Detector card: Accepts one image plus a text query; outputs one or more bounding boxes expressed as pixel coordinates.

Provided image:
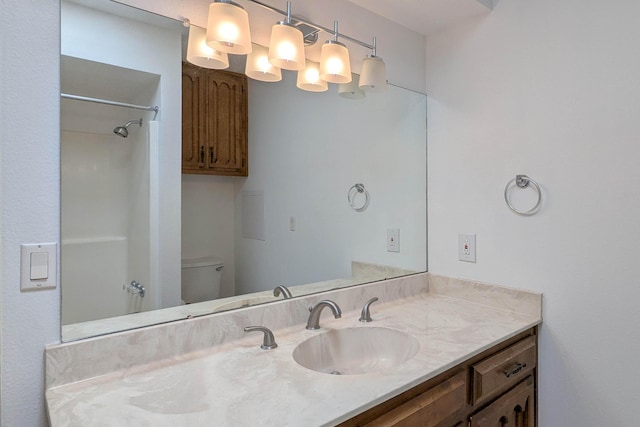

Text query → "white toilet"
[181,256,224,304]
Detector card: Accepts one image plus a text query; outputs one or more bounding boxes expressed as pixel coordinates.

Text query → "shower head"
[113,118,142,138]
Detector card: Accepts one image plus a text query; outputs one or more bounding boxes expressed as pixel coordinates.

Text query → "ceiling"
[346,0,494,36]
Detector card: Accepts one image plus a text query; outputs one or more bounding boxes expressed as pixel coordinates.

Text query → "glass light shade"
[186,25,229,69]
[359,55,387,92]
[319,41,352,84]
[245,44,282,82]
[206,1,252,55]
[296,61,328,92]
[338,73,365,100]
[268,23,305,71]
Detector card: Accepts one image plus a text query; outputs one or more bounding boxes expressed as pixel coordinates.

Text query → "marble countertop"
[46,275,541,427]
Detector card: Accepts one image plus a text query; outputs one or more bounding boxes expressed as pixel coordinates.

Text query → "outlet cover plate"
[458,233,476,263]
[387,228,400,252]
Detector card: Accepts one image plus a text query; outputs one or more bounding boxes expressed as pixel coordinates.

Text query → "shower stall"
[60,56,160,325]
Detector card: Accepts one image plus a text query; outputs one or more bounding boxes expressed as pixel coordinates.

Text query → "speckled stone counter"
[46,273,542,426]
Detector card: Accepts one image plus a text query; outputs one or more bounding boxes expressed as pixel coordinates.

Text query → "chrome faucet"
[244,326,278,350]
[306,300,342,330]
[359,297,379,322]
[273,285,293,299]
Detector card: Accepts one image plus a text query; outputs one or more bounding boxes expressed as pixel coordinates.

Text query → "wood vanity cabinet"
[182,62,248,176]
[339,327,538,427]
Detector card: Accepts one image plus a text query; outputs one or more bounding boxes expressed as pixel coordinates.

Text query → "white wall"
[181,175,236,298]
[0,0,60,425]
[182,74,426,297]
[426,0,640,425]
[61,1,183,309]
[235,73,426,295]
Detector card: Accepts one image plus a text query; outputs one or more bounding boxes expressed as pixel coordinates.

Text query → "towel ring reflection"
[504,175,542,216]
[348,183,370,212]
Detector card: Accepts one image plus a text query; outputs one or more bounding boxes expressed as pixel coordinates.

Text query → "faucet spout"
[306,300,342,330]
[273,285,293,299]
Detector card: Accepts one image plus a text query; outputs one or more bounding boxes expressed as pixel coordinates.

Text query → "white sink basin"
[292,327,419,375]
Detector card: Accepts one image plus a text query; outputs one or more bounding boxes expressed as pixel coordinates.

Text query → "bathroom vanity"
[340,328,536,426]
[45,273,541,426]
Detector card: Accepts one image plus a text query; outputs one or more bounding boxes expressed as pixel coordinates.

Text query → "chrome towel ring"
[504,175,542,216]
[348,183,370,212]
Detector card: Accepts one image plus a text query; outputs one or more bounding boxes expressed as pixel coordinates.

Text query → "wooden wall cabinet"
[340,327,538,427]
[182,62,248,176]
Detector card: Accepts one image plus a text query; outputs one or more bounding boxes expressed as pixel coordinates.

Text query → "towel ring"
[348,183,370,212]
[504,175,542,216]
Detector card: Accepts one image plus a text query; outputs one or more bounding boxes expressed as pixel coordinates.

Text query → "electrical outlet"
[458,233,476,263]
[387,228,400,252]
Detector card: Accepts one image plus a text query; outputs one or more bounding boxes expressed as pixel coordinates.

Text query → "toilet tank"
[181,256,224,304]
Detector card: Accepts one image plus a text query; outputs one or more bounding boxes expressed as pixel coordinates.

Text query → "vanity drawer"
[364,371,466,427]
[471,335,536,405]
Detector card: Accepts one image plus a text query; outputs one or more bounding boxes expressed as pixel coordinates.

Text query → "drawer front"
[471,335,536,405]
[365,371,466,427]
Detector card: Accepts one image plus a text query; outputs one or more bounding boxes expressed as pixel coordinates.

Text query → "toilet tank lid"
[181,256,224,268]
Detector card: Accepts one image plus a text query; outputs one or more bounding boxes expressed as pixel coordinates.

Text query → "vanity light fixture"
[296,60,328,92]
[319,21,352,84]
[186,24,229,70]
[359,37,387,92]
[338,73,365,100]
[245,43,282,82]
[268,1,305,71]
[200,0,386,93]
[206,0,252,55]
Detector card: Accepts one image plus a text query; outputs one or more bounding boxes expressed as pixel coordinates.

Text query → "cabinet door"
[364,371,466,427]
[205,71,248,176]
[469,376,534,427]
[182,62,207,172]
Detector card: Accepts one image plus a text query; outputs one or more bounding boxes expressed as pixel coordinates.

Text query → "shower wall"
[61,0,182,328]
[61,122,153,324]
[61,0,182,316]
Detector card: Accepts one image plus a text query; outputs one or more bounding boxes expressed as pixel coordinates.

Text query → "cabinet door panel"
[182,63,206,172]
[469,376,534,427]
[205,71,247,175]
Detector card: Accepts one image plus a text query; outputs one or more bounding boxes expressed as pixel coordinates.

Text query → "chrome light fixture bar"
[245,0,376,52]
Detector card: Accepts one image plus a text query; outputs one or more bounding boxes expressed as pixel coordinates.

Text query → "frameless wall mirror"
[60,0,427,342]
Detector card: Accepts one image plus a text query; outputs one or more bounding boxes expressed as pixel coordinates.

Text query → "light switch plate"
[21,243,57,291]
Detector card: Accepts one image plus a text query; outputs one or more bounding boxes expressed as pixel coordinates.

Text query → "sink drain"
[329,370,342,375]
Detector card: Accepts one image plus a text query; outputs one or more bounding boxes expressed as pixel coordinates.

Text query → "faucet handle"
[359,297,379,322]
[244,326,278,350]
